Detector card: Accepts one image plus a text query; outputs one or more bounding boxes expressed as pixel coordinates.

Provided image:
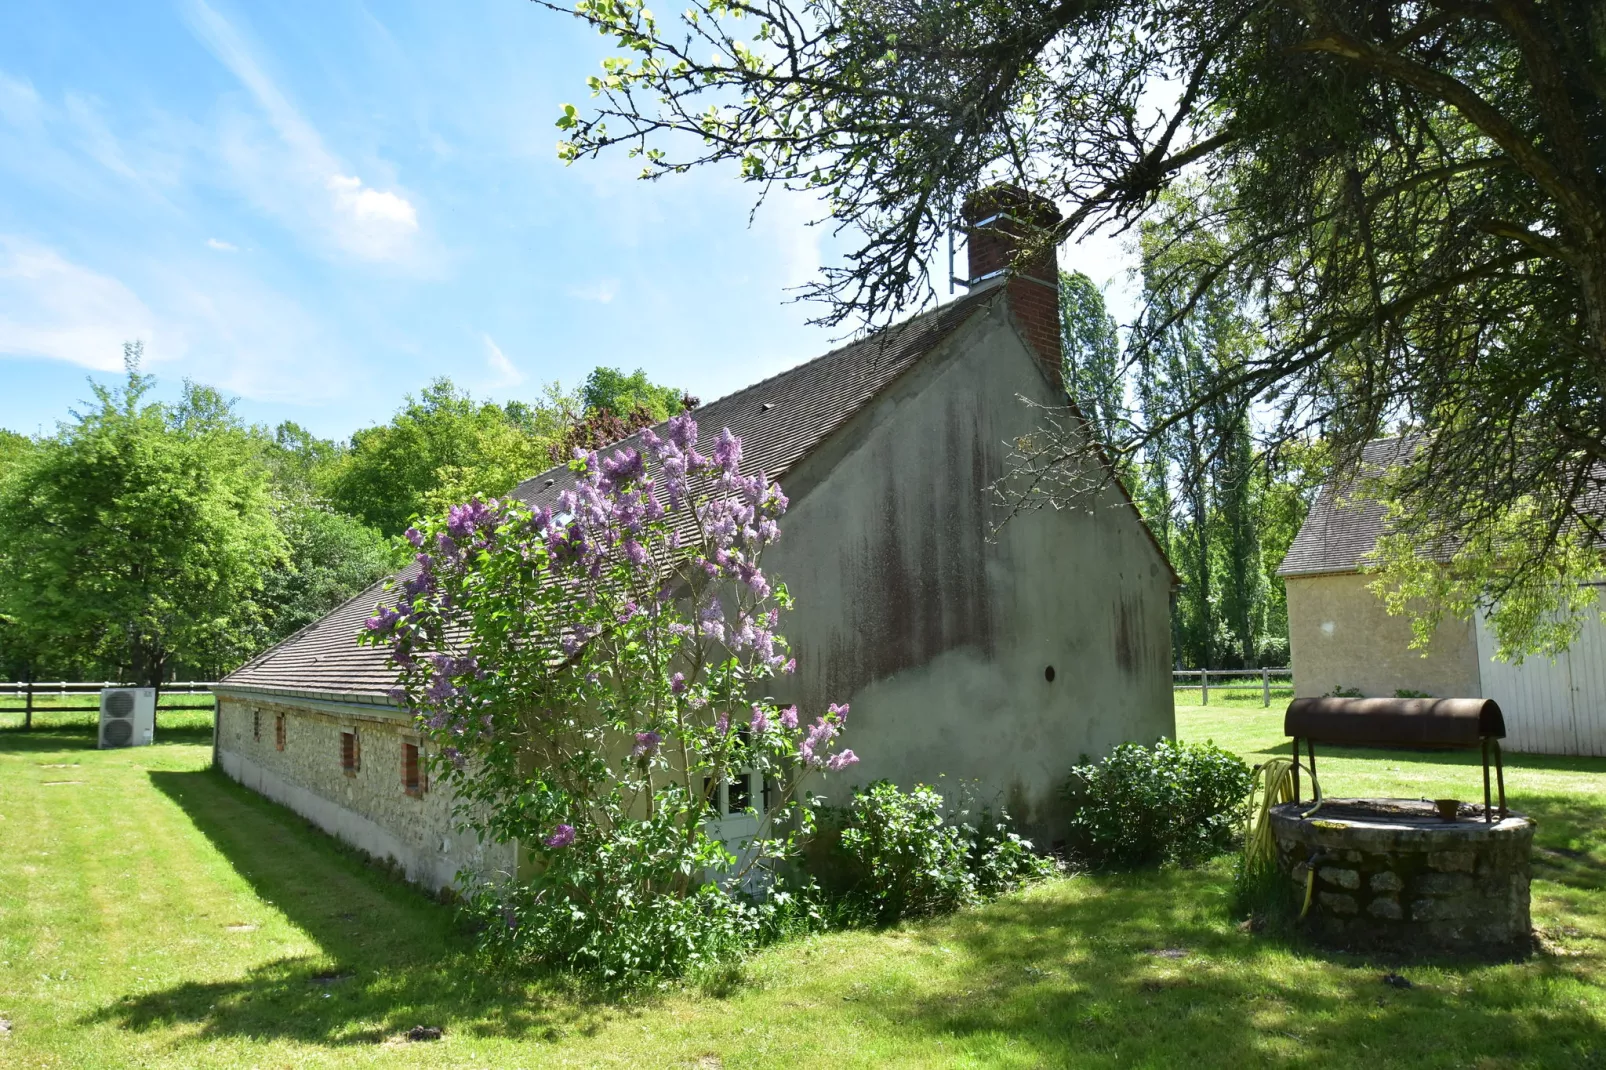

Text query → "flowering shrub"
[1061,740,1253,869]
[362,413,857,983]
[815,781,1058,924]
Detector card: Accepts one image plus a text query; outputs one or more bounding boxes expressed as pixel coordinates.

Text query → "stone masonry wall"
[215,694,513,892]
[1271,802,1533,952]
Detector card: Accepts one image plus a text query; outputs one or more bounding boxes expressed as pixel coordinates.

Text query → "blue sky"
[0,0,1133,442]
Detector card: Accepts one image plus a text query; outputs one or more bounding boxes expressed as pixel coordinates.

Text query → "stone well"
[1270,798,1534,953]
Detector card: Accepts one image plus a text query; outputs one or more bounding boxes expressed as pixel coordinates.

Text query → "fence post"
[1262,667,1270,708]
[1201,669,1209,705]
[24,679,33,731]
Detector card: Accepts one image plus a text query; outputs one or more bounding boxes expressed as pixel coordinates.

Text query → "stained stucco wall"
[213,694,513,892]
[764,302,1175,843]
[1285,572,1482,699]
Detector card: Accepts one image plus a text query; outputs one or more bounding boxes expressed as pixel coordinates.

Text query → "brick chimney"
[962,185,1063,394]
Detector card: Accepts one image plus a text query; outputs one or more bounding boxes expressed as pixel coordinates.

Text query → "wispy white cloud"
[206,237,237,252]
[0,237,158,370]
[565,279,619,304]
[184,0,422,263]
[483,332,523,387]
[328,174,417,230]
[160,267,351,404]
[0,236,351,406]
[0,70,43,130]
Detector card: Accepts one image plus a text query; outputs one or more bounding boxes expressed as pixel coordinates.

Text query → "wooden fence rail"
[0,681,218,730]
[1172,668,1293,707]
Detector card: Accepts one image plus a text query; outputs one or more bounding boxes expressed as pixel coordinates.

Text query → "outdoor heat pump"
[98,688,156,748]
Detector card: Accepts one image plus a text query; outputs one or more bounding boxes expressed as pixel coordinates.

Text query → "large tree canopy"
[326,372,688,538]
[553,0,1606,651]
[0,353,284,684]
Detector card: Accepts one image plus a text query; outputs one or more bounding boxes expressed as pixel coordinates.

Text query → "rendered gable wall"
[761,301,1174,842]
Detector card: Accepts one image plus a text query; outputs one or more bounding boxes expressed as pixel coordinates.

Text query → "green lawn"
[1,707,1603,1068]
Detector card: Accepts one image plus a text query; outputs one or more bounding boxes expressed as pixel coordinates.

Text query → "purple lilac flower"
[445,498,499,541]
[699,599,726,642]
[825,749,859,772]
[667,413,698,451]
[750,705,770,733]
[404,527,424,548]
[631,731,662,759]
[715,711,730,736]
[544,824,576,849]
[779,706,798,730]
[365,606,400,633]
[712,428,742,472]
[600,447,645,488]
[800,715,844,768]
[827,702,850,725]
[670,673,686,695]
[425,674,459,706]
[772,489,790,515]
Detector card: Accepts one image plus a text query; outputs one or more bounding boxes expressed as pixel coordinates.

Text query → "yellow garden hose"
[1240,758,1323,919]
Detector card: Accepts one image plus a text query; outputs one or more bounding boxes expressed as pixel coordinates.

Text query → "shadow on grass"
[869,861,1606,1067]
[79,766,1606,1064]
[84,767,623,1047]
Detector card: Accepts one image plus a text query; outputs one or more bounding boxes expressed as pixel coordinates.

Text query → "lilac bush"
[361,413,857,982]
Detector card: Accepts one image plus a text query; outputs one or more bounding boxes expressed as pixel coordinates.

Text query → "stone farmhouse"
[1279,437,1606,756]
[212,189,1179,891]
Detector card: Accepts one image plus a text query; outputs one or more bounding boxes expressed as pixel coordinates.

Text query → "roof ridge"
[688,294,989,415]
[507,290,996,499]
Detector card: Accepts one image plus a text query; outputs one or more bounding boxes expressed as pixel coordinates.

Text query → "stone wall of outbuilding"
[1286,572,1483,699]
[213,692,513,893]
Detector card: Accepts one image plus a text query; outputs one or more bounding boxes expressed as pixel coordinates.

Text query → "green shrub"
[814,781,1057,924]
[1062,740,1253,869]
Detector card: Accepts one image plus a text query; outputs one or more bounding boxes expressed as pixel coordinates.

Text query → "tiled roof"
[1277,438,1417,577]
[221,289,998,702]
[1278,438,1606,579]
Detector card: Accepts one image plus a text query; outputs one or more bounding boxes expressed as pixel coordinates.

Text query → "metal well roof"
[221,290,997,702]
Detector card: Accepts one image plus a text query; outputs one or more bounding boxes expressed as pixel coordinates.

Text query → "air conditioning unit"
[99,688,156,748]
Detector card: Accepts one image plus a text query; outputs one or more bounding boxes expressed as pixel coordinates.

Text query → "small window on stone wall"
[252,710,260,742]
[341,730,360,775]
[275,713,286,751]
[402,742,422,796]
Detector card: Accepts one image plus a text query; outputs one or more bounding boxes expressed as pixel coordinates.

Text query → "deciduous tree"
[0,348,283,684]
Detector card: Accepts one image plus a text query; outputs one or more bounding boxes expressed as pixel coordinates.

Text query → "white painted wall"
[1477,605,1606,757]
